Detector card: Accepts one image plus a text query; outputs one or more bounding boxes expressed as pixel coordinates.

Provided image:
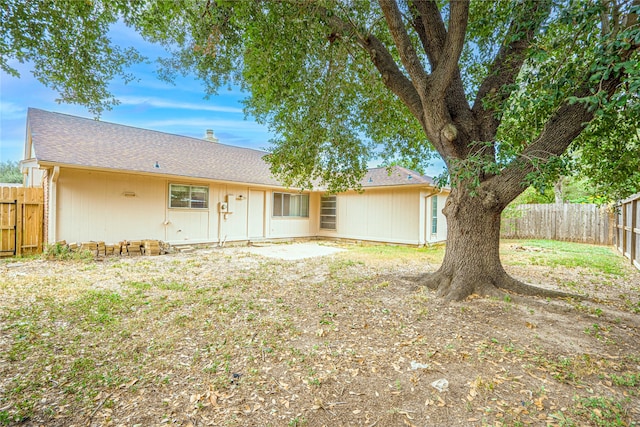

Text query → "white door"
[248,190,265,239]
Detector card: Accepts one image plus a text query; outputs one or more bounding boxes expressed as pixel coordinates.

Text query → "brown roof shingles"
[27,108,437,189]
[28,108,281,186]
[361,166,435,187]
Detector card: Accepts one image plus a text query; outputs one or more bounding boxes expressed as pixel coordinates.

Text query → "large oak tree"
[3,0,639,300]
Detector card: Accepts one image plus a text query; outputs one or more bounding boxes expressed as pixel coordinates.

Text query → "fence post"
[623,202,628,257]
[632,199,637,268]
[16,188,23,257]
[614,193,640,270]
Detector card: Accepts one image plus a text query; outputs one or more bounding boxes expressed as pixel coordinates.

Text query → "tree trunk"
[418,187,573,301]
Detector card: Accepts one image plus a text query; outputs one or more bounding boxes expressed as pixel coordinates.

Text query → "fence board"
[0,186,44,256]
[501,203,612,245]
[615,193,640,270]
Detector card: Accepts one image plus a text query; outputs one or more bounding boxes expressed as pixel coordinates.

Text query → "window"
[273,192,309,217]
[169,184,209,209]
[320,195,337,230]
[431,196,438,234]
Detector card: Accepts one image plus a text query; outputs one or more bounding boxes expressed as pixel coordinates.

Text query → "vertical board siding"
[614,193,640,270]
[501,203,612,245]
[0,186,44,256]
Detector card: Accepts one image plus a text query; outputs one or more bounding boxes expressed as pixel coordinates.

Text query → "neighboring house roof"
[27,108,438,190]
[361,166,435,188]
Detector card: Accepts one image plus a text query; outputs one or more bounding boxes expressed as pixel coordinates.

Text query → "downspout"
[49,166,60,244]
[217,201,222,245]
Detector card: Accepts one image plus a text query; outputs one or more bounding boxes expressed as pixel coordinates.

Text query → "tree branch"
[493,0,639,205]
[312,5,425,128]
[497,76,629,205]
[409,0,474,154]
[411,0,473,160]
[379,0,429,94]
[496,100,594,205]
[472,0,552,142]
[628,0,640,27]
[430,0,469,99]
[408,0,447,69]
[601,0,612,36]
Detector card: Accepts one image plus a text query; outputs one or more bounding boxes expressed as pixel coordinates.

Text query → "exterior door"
[248,190,265,239]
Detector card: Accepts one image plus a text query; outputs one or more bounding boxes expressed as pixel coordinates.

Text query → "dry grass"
[0,240,639,426]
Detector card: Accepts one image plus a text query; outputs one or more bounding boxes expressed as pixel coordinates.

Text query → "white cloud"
[118,96,243,113]
[143,118,264,130]
[0,102,26,119]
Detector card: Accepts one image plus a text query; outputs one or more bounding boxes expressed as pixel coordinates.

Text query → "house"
[21,108,448,247]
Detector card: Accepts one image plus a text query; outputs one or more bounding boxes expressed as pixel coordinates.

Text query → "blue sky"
[0,23,274,164]
[1,22,445,176]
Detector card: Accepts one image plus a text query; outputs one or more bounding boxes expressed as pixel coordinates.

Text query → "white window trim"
[272,192,310,218]
[169,184,209,209]
[320,195,337,230]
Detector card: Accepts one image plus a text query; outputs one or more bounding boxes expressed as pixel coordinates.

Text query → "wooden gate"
[0,186,44,257]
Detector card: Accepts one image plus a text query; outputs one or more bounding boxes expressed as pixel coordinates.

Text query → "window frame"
[431,196,438,235]
[320,195,337,230]
[272,192,309,218]
[169,184,209,209]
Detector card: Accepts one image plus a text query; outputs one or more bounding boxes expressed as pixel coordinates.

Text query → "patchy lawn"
[0,240,639,427]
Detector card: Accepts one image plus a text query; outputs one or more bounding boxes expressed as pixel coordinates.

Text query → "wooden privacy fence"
[0,186,44,257]
[501,203,613,245]
[614,193,640,270]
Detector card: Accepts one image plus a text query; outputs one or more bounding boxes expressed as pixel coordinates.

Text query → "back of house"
[21,108,448,248]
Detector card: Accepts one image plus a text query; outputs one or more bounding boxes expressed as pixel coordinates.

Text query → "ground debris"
[1,241,639,426]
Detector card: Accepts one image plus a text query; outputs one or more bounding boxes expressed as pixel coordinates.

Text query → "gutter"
[48,166,60,244]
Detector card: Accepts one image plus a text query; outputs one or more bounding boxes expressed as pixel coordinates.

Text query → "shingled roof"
[361,166,435,187]
[27,108,283,187]
[27,108,436,189]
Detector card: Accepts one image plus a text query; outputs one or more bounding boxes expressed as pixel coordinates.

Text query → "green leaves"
[2,0,146,115]
[3,0,639,199]
[0,160,23,184]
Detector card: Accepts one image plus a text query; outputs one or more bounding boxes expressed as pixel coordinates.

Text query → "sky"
[0,21,445,177]
[0,22,275,165]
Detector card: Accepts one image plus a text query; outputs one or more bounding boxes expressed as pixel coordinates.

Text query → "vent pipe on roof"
[205,129,219,143]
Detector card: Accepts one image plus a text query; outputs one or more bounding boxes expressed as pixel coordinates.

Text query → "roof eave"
[32,161,296,190]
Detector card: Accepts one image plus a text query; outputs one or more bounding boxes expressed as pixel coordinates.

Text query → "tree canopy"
[0,160,22,184]
[3,0,638,198]
[3,0,638,200]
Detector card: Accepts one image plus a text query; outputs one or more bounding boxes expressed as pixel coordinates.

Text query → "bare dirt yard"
[1,240,639,426]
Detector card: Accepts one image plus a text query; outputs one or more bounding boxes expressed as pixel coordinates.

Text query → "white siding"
[320,188,422,245]
[50,168,447,246]
[56,169,167,243]
[166,210,210,242]
[268,190,316,238]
